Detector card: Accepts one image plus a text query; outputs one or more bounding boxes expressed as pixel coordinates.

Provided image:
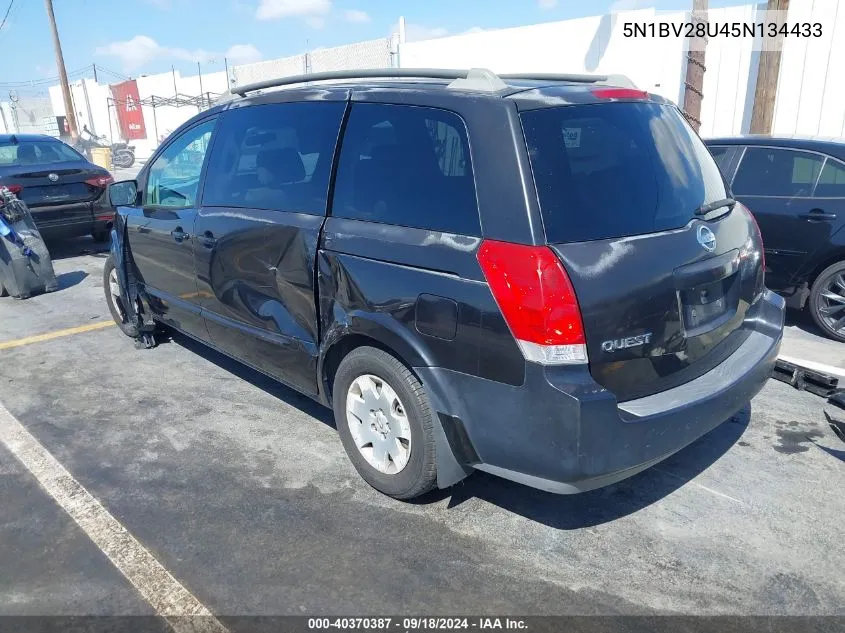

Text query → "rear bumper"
[31,199,114,240]
[416,289,785,493]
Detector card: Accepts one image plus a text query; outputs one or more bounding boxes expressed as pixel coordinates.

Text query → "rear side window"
[814,158,845,198]
[707,145,732,171]
[522,102,727,243]
[0,140,84,165]
[203,102,345,214]
[732,147,823,197]
[331,103,479,235]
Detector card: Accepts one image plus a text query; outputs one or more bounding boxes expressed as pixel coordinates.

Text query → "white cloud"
[143,0,171,7]
[608,0,651,11]
[225,44,263,64]
[305,16,326,28]
[35,64,57,78]
[344,9,370,23]
[538,0,558,9]
[255,0,331,20]
[463,26,484,34]
[95,35,262,72]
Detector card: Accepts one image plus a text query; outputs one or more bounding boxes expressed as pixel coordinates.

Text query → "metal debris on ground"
[0,187,58,299]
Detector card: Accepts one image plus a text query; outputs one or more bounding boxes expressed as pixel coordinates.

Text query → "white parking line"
[652,468,744,505]
[0,402,228,633]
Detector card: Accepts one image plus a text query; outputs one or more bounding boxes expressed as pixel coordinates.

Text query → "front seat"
[246,147,307,210]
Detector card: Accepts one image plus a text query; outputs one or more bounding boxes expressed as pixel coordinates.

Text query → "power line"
[0,65,94,87]
[95,65,130,81]
[0,0,16,33]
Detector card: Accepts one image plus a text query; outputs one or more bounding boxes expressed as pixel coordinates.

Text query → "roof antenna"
[448,68,507,93]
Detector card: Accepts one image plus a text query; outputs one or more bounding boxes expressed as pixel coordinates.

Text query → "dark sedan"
[0,133,115,242]
[705,135,845,342]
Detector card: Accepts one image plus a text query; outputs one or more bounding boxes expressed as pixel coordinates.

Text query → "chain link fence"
[231,38,393,88]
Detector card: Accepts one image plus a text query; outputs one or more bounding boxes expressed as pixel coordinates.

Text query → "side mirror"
[109,180,139,207]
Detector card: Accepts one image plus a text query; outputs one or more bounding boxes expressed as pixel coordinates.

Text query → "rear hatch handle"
[673,249,740,289]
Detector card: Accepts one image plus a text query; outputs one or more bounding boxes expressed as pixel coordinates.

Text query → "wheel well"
[807,251,845,292]
[322,334,412,401]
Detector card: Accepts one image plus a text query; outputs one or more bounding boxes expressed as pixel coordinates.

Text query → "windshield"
[521,102,728,243]
[0,140,85,166]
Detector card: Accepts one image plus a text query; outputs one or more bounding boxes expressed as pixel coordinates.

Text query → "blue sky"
[0,0,742,85]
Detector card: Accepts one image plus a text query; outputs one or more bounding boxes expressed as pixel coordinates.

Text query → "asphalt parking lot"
[1,238,844,626]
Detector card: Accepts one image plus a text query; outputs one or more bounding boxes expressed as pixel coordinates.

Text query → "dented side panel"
[194,206,322,396]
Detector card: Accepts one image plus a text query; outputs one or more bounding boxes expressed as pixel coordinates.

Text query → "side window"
[707,145,731,171]
[146,119,215,208]
[202,102,345,214]
[331,103,479,236]
[732,147,823,197]
[814,158,845,198]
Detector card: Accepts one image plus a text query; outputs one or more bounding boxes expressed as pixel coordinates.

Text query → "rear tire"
[103,254,138,338]
[809,261,845,343]
[332,346,437,500]
[92,230,110,243]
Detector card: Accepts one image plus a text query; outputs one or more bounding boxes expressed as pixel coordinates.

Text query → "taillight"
[85,175,114,188]
[4,184,23,195]
[591,87,649,100]
[476,240,587,365]
[740,201,765,272]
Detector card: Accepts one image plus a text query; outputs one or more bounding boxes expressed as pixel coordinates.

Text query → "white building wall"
[398,9,687,105]
[49,69,229,159]
[772,0,845,137]
[400,2,844,140]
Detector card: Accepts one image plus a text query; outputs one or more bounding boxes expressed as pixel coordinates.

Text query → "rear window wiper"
[694,197,736,216]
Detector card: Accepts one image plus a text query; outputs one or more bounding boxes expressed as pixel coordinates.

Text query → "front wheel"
[103,255,138,338]
[809,261,845,343]
[332,346,437,499]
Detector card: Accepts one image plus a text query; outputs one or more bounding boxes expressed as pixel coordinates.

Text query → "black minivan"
[105,69,784,499]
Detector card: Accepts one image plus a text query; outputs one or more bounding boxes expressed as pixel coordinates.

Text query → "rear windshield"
[0,140,84,166]
[521,102,728,243]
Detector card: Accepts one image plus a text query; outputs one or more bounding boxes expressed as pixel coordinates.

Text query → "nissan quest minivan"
[104,69,784,499]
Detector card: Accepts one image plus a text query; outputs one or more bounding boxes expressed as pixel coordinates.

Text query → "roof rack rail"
[499,72,637,89]
[232,68,484,96]
[231,68,638,97]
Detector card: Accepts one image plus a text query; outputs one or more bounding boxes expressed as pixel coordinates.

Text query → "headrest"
[256,147,305,184]
[369,144,401,165]
[16,145,37,162]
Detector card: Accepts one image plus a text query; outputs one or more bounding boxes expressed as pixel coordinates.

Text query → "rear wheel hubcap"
[346,374,411,475]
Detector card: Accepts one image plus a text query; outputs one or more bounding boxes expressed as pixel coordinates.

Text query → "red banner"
[111,80,147,141]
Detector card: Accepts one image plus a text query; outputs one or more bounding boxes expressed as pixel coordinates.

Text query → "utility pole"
[44,0,78,138]
[750,0,790,134]
[682,0,708,132]
[93,64,98,83]
[197,61,204,109]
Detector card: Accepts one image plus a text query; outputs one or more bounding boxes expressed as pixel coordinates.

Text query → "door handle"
[171,227,190,242]
[798,209,837,222]
[200,230,217,249]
